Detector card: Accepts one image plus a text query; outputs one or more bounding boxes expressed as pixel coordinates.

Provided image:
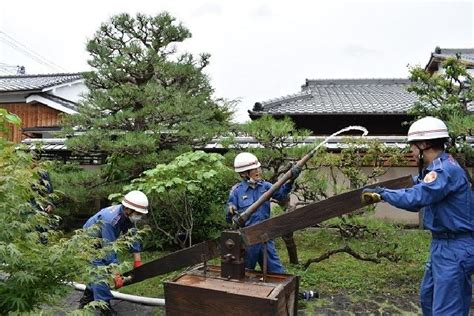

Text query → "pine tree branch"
[302,245,400,269]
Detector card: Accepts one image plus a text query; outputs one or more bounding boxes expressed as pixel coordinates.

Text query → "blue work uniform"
[83,204,140,302]
[30,170,54,212]
[226,180,293,273]
[379,153,474,315]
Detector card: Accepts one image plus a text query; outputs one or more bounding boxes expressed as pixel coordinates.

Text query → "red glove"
[114,274,124,289]
[133,260,142,268]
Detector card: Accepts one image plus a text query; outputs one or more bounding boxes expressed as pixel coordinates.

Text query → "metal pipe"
[234,126,369,227]
[72,282,165,306]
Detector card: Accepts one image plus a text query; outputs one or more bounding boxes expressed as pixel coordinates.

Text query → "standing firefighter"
[362,117,474,315]
[226,152,300,273]
[79,190,148,315]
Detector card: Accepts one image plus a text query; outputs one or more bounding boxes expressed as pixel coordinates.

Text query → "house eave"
[26,94,77,114]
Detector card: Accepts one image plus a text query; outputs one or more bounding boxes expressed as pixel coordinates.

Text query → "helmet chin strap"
[243,171,260,187]
[415,143,432,180]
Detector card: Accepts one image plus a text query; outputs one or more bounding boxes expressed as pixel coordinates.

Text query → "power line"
[0,30,69,72]
[0,30,68,71]
[0,62,20,75]
[0,69,16,75]
[0,33,64,72]
[0,37,56,70]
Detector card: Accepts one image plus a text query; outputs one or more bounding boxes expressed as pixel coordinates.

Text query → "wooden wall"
[0,102,61,143]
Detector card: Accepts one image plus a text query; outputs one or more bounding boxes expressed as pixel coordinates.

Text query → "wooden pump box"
[164,265,299,316]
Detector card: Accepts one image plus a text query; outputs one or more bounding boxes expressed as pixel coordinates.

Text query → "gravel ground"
[299,293,421,315]
[58,288,474,315]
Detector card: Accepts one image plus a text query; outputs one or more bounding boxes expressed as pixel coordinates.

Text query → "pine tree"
[64,12,232,178]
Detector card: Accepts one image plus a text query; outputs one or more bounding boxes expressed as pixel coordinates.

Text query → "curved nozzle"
[309,125,369,157]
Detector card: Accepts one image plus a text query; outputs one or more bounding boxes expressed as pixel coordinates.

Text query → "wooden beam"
[240,176,413,246]
[123,239,220,286]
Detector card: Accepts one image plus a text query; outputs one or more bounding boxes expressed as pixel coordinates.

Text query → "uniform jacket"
[381,153,473,233]
[226,180,293,226]
[83,204,140,265]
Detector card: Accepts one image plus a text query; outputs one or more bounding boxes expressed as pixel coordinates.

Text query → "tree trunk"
[275,197,299,264]
[282,232,299,264]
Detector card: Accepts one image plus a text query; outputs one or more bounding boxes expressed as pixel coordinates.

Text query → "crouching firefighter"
[362,116,474,315]
[79,190,149,314]
[226,152,300,273]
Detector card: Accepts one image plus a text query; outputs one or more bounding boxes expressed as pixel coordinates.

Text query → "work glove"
[361,187,384,204]
[133,260,142,269]
[228,204,237,216]
[114,273,124,289]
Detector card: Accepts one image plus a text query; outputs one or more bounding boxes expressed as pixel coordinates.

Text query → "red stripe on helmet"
[123,198,147,210]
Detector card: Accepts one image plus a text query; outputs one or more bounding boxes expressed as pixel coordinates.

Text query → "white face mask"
[247,178,259,185]
[129,214,143,224]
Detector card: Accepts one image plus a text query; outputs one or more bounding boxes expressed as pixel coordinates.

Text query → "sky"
[0,0,473,122]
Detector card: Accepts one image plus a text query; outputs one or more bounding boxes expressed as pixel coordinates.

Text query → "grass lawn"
[118,217,430,314]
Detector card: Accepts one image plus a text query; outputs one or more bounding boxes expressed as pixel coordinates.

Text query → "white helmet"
[122,190,149,214]
[234,152,261,173]
[407,116,449,143]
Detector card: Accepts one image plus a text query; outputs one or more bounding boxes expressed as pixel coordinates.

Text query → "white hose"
[72,282,165,306]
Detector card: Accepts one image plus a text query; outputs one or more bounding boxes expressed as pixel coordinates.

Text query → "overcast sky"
[0,0,473,122]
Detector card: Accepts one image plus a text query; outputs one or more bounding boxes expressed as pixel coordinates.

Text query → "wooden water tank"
[164,265,299,315]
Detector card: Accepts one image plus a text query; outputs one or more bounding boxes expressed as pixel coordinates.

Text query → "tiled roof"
[252,79,417,115]
[425,48,474,72]
[22,138,68,151]
[434,48,474,62]
[0,73,83,92]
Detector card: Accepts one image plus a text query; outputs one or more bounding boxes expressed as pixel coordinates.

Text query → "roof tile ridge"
[439,48,474,54]
[261,90,312,109]
[304,78,411,86]
[0,72,83,79]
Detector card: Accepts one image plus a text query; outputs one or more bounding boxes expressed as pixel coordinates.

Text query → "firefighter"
[226,152,300,273]
[30,169,55,214]
[362,116,474,315]
[79,190,148,314]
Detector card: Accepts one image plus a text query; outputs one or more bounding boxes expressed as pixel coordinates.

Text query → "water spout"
[310,125,368,156]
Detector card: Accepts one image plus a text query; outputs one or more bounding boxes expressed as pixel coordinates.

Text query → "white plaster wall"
[49,82,88,103]
[288,166,420,225]
[365,166,419,224]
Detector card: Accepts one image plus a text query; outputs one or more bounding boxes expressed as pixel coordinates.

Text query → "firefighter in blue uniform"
[362,117,474,315]
[30,170,56,244]
[79,190,149,314]
[226,152,300,273]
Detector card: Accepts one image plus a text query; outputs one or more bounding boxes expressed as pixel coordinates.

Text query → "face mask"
[247,177,257,185]
[129,214,143,224]
[244,168,262,184]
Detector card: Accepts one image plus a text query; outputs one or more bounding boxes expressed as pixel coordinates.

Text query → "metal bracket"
[201,254,208,276]
[220,230,245,280]
[260,233,270,243]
